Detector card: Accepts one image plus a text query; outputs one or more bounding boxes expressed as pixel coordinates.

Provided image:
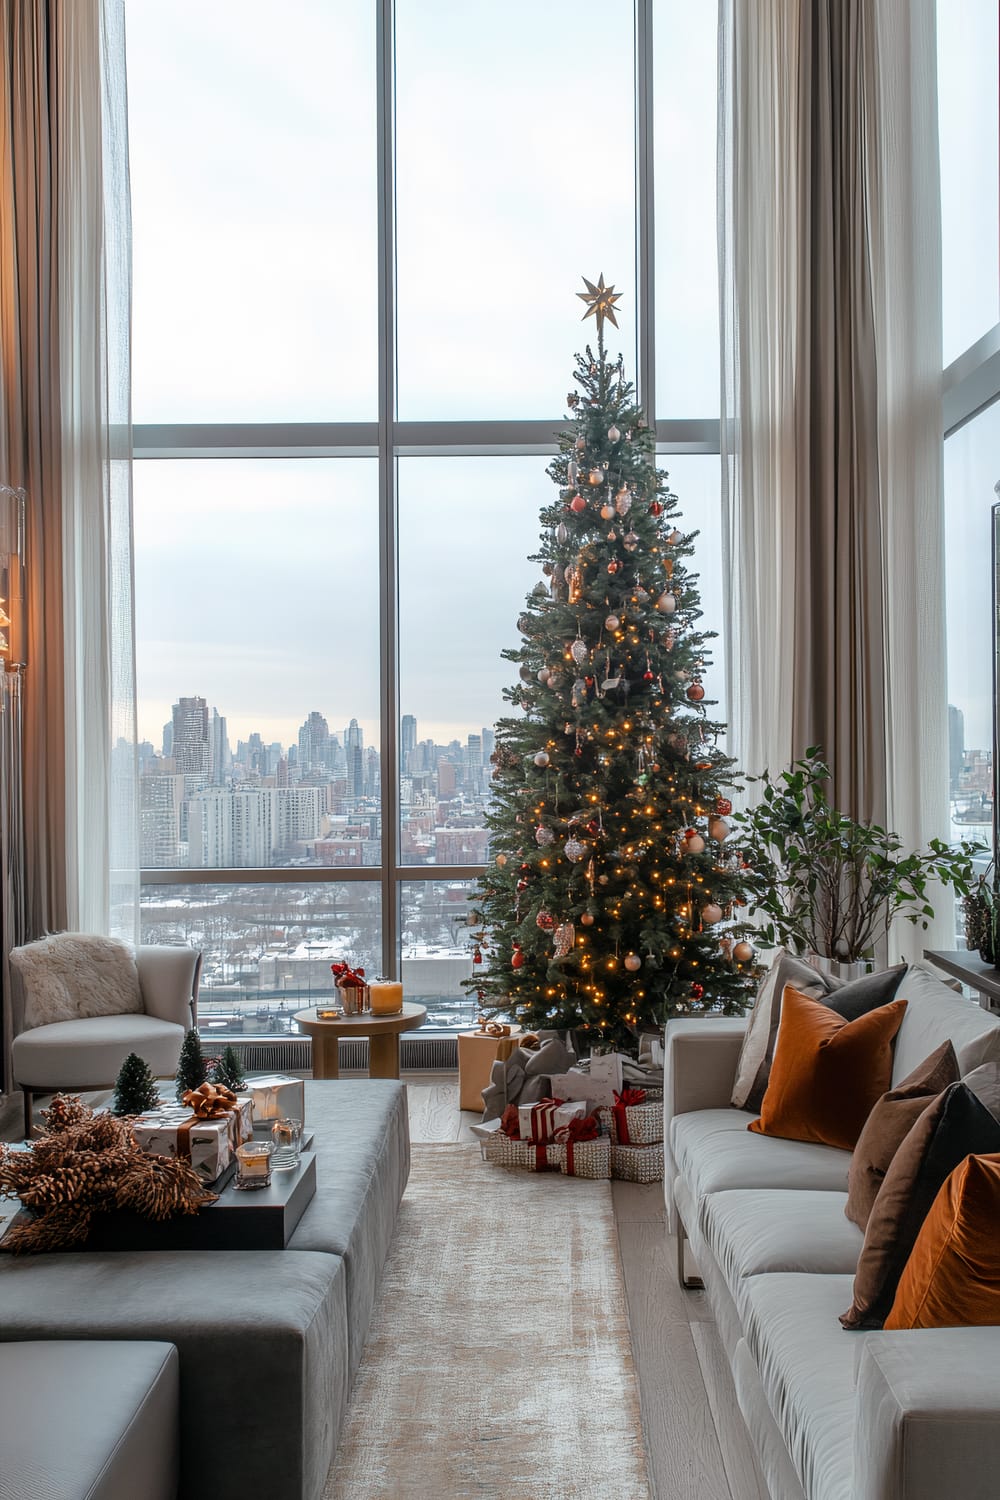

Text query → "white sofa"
[663,965,1000,1500]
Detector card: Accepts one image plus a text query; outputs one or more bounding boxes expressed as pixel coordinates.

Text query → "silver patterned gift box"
[481,1130,611,1180]
[610,1142,664,1184]
[132,1107,235,1185]
[245,1074,306,1125]
[597,1101,663,1146]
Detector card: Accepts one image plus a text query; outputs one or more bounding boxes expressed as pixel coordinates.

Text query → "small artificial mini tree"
[175,1027,207,1101]
[110,1052,161,1117]
[212,1044,247,1092]
[465,278,758,1051]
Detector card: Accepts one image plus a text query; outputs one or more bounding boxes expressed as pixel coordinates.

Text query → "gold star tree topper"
[577,273,623,331]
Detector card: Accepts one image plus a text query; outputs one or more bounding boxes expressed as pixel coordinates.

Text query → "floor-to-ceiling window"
[939,0,1000,937]
[127,0,723,1036]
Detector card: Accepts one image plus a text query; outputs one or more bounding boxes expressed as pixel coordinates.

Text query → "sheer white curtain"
[719,0,949,962]
[53,0,137,941]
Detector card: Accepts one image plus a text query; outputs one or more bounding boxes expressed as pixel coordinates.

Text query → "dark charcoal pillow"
[841,1080,1000,1329]
[845,1040,960,1230]
[824,964,907,1023]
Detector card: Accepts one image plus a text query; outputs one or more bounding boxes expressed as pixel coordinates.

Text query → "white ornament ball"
[600,503,615,521]
[655,591,676,614]
[564,838,587,862]
[535,825,555,847]
[733,940,755,963]
[534,751,550,768]
[608,425,621,442]
[537,667,551,684]
[605,614,620,631]
[684,833,706,855]
[701,902,723,925]
[708,817,730,843]
[588,468,604,486]
[668,529,681,544]
[547,673,564,690]
[624,952,642,972]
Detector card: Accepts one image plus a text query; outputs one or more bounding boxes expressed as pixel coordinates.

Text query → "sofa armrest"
[664,1017,747,1122]
[855,1329,1000,1500]
[136,945,201,1029]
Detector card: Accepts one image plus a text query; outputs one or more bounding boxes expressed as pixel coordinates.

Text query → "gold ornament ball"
[733,940,754,963]
[580,911,595,926]
[624,952,642,972]
[496,853,507,867]
[701,901,723,925]
[708,816,730,842]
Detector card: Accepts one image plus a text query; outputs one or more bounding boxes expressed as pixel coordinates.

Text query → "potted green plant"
[734,749,983,972]
[963,864,998,965]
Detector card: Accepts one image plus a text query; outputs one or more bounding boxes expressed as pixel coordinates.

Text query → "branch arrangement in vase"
[734,749,984,964]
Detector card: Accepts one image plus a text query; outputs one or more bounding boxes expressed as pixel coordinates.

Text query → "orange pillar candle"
[370,979,404,1015]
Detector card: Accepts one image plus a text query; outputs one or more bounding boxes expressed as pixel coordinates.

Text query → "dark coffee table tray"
[75,1153,318,1252]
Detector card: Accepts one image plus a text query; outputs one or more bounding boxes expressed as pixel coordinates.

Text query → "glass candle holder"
[271,1117,303,1170]
[235,1138,274,1190]
[370,979,404,1015]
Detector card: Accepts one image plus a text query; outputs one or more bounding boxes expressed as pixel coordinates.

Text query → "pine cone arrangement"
[0,1093,216,1253]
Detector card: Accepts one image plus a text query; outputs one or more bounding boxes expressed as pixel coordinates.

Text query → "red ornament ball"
[472,947,483,964]
[570,495,587,513]
[686,681,705,702]
[715,797,733,816]
[643,669,654,682]
[579,911,595,926]
[511,945,525,970]
[516,878,528,892]
[607,561,619,574]
[649,500,663,516]
[690,982,705,1000]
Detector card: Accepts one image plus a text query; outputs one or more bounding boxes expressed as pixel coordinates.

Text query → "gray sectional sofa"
[663,962,1000,1500]
[0,1078,411,1500]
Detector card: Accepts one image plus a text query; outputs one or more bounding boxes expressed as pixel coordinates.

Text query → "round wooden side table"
[294,1002,428,1080]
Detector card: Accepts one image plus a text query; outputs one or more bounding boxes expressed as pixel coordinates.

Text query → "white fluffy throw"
[14,933,142,1030]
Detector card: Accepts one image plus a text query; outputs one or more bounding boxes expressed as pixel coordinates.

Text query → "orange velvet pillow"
[885,1152,1000,1329]
[748,987,908,1151]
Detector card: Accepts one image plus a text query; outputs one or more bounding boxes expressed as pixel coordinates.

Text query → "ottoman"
[0,1340,178,1500]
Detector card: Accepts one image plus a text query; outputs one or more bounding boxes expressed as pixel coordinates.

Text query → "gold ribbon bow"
[182,1082,238,1119]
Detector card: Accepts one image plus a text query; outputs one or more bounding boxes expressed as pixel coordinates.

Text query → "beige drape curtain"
[719,0,949,960]
[0,0,137,1085]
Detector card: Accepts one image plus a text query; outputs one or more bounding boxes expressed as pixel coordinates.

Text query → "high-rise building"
[298,711,330,772]
[139,772,186,867]
[171,697,210,781]
[187,786,321,867]
[948,704,965,796]
[209,708,230,785]
[401,714,417,773]
[345,719,364,800]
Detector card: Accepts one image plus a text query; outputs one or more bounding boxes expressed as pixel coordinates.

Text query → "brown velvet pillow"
[885,1152,1000,1330]
[841,1081,1000,1329]
[845,1040,960,1230]
[748,988,907,1152]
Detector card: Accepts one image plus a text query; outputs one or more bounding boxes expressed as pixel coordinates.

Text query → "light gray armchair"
[10,938,201,1138]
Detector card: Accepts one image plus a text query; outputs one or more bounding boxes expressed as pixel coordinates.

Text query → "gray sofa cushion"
[12,1013,184,1087]
[0,1250,348,1500]
[288,1079,410,1381]
[671,1108,853,1200]
[702,1189,863,1301]
[0,1340,178,1500]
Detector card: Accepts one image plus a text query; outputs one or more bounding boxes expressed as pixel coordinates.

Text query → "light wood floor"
[403,1073,768,1500]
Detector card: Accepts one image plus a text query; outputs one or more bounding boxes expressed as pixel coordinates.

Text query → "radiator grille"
[204,1034,458,1074]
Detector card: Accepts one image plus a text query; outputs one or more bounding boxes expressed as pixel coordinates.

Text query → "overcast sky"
[126,1,998,758]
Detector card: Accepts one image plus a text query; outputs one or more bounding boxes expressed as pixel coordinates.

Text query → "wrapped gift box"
[245,1074,306,1125]
[480,1129,611,1180]
[133,1106,235,1186]
[517,1098,587,1144]
[598,1100,662,1146]
[610,1142,664,1184]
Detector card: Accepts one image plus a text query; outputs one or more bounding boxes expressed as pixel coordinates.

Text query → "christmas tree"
[175,1027,207,1101]
[111,1052,161,1116]
[467,277,758,1051]
[212,1044,247,1092]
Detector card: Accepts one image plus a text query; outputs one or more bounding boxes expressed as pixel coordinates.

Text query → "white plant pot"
[805,953,874,984]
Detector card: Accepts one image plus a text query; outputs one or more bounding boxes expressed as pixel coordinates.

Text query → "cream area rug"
[325,1143,652,1500]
